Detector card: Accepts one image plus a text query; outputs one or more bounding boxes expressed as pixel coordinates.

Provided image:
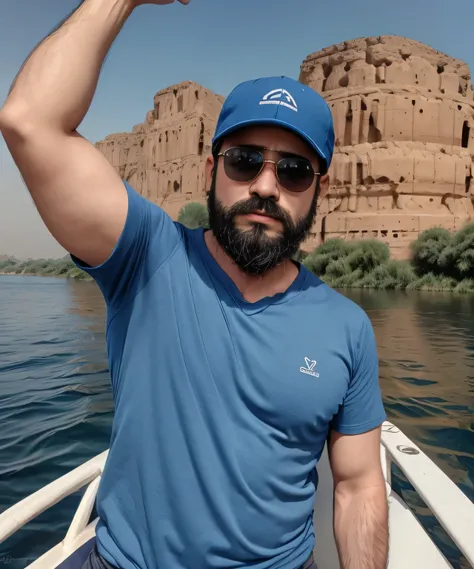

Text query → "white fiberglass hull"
[0,421,472,569]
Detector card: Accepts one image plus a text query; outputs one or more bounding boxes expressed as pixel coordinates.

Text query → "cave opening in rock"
[344,109,353,146]
[462,121,470,148]
[368,114,381,143]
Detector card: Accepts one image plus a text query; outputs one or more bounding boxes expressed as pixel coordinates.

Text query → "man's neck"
[203,230,300,304]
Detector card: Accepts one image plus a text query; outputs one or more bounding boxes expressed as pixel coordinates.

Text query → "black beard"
[206,174,318,276]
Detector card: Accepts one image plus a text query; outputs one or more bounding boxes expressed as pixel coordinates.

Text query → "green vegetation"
[0,256,90,280]
[177,202,209,229]
[3,206,474,292]
[303,224,474,292]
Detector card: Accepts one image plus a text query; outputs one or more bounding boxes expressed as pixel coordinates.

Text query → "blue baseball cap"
[212,76,335,174]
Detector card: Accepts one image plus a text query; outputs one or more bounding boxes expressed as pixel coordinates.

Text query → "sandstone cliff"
[96,81,224,219]
[299,36,474,258]
[95,36,474,259]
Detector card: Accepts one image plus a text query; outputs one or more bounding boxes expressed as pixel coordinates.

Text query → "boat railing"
[0,423,473,567]
[380,422,474,567]
[0,450,108,547]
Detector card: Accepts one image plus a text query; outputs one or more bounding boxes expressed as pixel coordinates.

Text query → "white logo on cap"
[259,89,298,112]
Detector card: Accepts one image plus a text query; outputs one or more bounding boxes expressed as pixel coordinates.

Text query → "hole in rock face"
[339,75,349,88]
[344,63,351,72]
[399,176,405,183]
[368,115,381,143]
[465,176,472,193]
[437,65,445,74]
[462,121,470,148]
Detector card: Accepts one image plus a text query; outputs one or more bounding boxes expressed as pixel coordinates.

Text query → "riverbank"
[179,203,474,293]
[0,257,90,280]
[0,277,472,569]
[301,224,474,293]
[3,222,474,290]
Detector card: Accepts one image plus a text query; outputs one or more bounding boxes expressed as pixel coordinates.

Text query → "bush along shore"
[0,256,90,280]
[302,224,474,292]
[176,202,474,292]
[3,202,474,292]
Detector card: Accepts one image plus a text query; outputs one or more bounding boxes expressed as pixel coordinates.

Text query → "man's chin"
[236,222,283,239]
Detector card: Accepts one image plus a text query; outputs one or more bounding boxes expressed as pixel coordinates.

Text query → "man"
[0,0,389,568]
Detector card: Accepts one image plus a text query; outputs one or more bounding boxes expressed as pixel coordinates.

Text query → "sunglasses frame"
[217,146,321,193]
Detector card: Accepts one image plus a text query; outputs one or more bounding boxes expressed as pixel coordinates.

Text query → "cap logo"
[259,89,298,112]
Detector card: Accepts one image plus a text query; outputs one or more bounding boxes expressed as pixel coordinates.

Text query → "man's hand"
[328,426,389,569]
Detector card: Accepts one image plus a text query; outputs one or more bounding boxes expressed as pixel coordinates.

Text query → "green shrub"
[438,223,474,279]
[177,202,209,229]
[302,238,353,275]
[410,227,451,276]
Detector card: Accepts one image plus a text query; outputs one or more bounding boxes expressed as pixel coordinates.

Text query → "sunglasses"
[217,146,320,193]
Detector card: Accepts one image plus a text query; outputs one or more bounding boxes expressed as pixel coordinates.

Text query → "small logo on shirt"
[300,357,319,378]
[259,89,298,112]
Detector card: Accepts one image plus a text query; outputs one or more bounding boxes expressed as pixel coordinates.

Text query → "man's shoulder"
[301,267,372,331]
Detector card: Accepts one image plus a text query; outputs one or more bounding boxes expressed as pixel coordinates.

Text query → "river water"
[0,275,473,568]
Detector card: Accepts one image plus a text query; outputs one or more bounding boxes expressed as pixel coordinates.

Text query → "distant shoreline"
[0,258,91,281]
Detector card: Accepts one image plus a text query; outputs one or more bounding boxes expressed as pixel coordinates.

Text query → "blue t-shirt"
[73,182,386,569]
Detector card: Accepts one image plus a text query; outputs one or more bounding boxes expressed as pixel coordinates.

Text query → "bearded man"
[0,0,389,568]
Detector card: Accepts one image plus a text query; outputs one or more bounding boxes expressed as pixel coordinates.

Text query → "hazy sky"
[1,0,473,258]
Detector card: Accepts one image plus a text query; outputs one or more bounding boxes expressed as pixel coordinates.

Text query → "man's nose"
[249,161,280,200]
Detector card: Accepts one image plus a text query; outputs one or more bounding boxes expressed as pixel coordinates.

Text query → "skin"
[0,0,187,269]
[206,127,389,567]
[204,125,329,303]
[0,0,388,566]
[329,426,389,569]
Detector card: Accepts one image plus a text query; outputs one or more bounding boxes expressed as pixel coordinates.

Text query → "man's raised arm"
[0,0,188,268]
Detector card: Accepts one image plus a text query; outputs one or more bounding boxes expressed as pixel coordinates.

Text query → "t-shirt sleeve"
[71,181,181,312]
[331,313,387,435]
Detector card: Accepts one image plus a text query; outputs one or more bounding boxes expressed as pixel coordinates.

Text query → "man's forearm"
[334,486,389,569]
[0,0,134,133]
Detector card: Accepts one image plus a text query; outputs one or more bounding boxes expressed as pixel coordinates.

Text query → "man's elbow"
[334,475,387,510]
[0,103,38,139]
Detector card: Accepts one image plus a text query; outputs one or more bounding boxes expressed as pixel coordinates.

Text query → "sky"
[0,0,473,258]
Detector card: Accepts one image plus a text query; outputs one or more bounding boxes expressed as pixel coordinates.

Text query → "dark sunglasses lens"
[223,148,263,182]
[277,158,315,192]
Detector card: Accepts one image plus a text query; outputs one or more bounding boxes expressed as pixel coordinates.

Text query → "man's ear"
[205,155,215,195]
[317,173,330,201]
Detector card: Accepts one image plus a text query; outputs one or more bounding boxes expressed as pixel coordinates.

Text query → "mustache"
[227,196,292,226]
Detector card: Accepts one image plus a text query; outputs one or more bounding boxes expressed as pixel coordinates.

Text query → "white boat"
[0,421,472,569]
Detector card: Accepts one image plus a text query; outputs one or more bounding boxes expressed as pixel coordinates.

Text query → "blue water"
[0,276,473,568]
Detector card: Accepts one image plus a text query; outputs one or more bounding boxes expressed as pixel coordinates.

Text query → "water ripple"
[0,279,473,568]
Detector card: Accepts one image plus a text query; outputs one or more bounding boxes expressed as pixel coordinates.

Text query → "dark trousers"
[81,544,318,569]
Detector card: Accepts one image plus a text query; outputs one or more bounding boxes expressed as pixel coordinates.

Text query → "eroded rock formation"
[96,81,224,219]
[299,36,474,258]
[96,36,474,259]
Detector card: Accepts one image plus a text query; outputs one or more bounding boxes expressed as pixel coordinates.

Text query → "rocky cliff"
[96,81,224,219]
[299,35,474,258]
[95,36,474,258]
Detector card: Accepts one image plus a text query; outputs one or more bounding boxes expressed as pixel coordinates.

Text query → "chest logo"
[300,357,320,378]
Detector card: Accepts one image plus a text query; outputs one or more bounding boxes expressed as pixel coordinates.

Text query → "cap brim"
[212,118,329,174]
